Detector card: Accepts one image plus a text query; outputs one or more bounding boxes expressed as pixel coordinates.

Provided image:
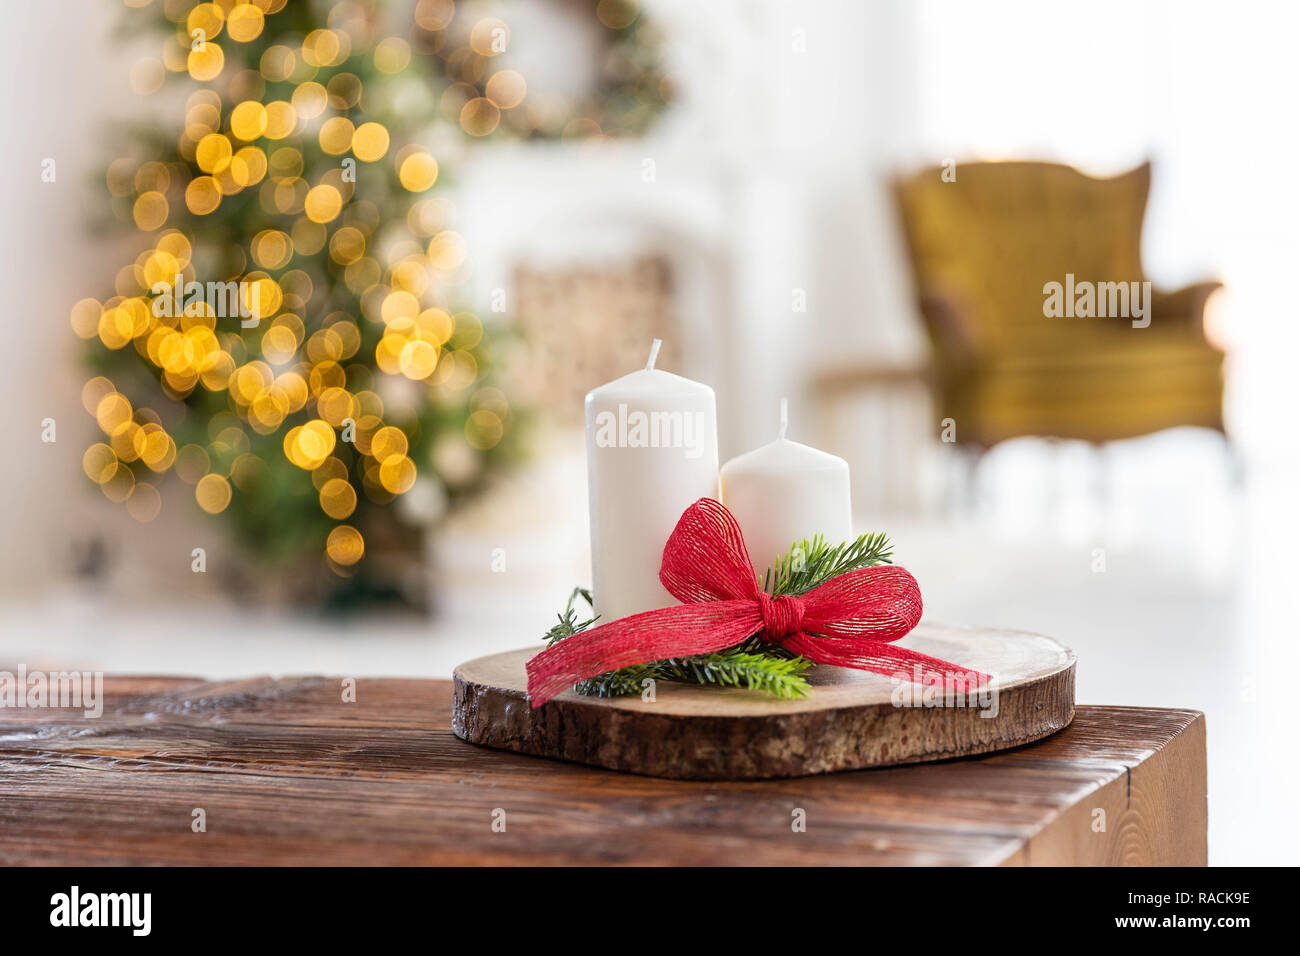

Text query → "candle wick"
[779,397,788,440]
[645,339,663,371]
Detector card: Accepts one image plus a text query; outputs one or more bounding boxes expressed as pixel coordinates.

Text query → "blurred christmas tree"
[73,0,673,608]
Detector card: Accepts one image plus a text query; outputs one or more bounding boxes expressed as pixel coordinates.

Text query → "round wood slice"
[452,624,1075,780]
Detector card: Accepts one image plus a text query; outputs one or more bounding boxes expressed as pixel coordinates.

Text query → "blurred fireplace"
[509,254,680,426]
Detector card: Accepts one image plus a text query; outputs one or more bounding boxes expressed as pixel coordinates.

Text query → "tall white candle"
[585,340,719,621]
[719,399,853,580]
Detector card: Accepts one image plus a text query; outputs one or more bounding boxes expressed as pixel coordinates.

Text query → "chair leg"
[964,444,983,516]
[1223,433,1244,489]
[944,444,978,520]
[1092,441,1110,525]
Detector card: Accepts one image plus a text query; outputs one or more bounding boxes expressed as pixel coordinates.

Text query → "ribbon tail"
[526,601,763,707]
[782,633,992,694]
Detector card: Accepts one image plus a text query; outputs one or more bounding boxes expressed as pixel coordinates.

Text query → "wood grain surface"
[454,625,1076,779]
[0,674,1205,866]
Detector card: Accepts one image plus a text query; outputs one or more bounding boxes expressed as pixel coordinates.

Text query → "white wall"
[452,0,928,458]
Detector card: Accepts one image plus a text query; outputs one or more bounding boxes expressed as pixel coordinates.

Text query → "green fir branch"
[657,650,813,698]
[574,649,814,700]
[763,531,894,596]
[544,586,598,646]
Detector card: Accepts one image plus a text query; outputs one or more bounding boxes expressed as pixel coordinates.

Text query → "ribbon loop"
[659,497,762,604]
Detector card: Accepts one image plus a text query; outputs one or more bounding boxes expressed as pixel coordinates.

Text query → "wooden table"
[0,676,1207,866]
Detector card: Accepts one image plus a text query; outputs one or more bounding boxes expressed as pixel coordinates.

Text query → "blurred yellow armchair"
[893,161,1225,448]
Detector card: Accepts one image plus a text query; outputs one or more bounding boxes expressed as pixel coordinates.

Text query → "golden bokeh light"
[414,0,455,31]
[81,377,117,415]
[260,45,295,81]
[135,161,171,193]
[459,98,501,136]
[319,477,357,519]
[283,419,337,469]
[95,392,133,434]
[373,37,411,74]
[241,274,283,319]
[351,122,390,162]
[326,72,362,110]
[369,425,408,464]
[195,473,233,514]
[230,100,268,140]
[318,116,355,155]
[186,3,225,40]
[291,81,328,119]
[157,230,193,265]
[419,307,455,344]
[307,359,345,393]
[70,298,103,339]
[328,225,365,264]
[231,145,268,185]
[312,456,347,490]
[399,339,439,379]
[251,229,293,270]
[303,184,343,223]
[316,386,355,425]
[199,349,236,391]
[302,28,345,68]
[82,443,118,484]
[381,289,419,324]
[291,217,327,256]
[263,100,296,139]
[142,249,178,288]
[378,454,417,494]
[469,18,510,56]
[226,2,265,42]
[398,151,439,192]
[427,230,467,270]
[260,324,298,365]
[465,409,505,450]
[195,132,233,173]
[138,424,177,472]
[187,42,225,82]
[326,524,364,565]
[185,175,223,214]
[485,70,527,110]
[133,191,169,231]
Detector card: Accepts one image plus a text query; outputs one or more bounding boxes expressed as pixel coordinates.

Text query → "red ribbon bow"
[526,498,989,707]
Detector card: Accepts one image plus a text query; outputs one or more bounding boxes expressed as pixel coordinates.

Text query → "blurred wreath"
[413,0,675,140]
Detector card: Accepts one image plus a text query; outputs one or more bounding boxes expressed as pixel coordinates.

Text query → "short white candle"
[585,340,719,621]
[719,399,853,580]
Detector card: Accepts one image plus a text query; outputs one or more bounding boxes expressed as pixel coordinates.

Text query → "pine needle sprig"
[544,586,598,646]
[573,662,660,698]
[658,650,813,698]
[574,649,813,699]
[763,531,894,597]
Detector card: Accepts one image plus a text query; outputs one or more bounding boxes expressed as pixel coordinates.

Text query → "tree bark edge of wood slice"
[451,624,1076,780]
